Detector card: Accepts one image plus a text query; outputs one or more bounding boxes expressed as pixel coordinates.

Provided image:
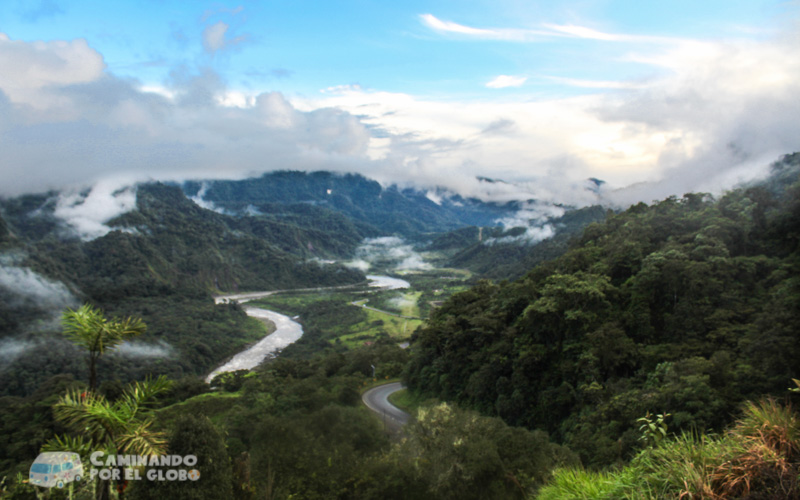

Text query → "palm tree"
[61,303,147,392]
[43,376,172,500]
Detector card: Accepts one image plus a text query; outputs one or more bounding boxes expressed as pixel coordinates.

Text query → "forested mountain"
[183,171,526,236]
[404,153,800,467]
[443,205,608,280]
[1,155,799,498]
[0,168,606,399]
[0,182,366,396]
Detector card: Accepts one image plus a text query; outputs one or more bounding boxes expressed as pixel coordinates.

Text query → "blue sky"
[1,0,789,97]
[0,0,798,210]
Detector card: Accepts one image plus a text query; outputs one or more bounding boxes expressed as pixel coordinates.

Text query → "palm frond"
[116,419,168,456]
[61,304,106,350]
[61,303,147,354]
[114,316,147,339]
[119,376,173,417]
[41,434,95,458]
[53,389,124,441]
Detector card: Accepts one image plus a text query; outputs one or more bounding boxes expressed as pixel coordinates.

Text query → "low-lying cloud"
[389,294,417,311]
[485,201,565,245]
[111,341,173,359]
[0,255,77,310]
[0,338,34,366]
[54,181,138,240]
[346,236,432,272]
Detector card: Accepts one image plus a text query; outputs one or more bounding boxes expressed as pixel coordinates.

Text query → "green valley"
[1,157,799,499]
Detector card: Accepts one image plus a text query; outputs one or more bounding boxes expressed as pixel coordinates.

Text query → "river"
[205,275,410,383]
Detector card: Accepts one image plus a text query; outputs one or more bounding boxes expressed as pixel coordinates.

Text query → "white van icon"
[29,452,84,489]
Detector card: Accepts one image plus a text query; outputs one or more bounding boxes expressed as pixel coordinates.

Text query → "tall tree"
[43,376,172,500]
[61,304,147,392]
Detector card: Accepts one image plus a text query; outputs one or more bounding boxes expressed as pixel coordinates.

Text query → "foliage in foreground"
[536,397,800,499]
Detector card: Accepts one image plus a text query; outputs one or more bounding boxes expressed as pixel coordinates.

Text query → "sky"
[0,0,799,208]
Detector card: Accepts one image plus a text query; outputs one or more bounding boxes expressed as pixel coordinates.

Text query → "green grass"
[362,308,422,337]
[387,388,431,415]
[535,468,622,500]
[399,291,422,317]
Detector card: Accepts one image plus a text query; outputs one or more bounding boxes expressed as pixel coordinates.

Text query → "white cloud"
[344,259,371,272]
[188,181,227,213]
[203,21,228,53]
[546,76,650,90]
[111,341,173,359]
[0,26,798,212]
[54,181,137,240]
[202,21,248,55]
[543,23,675,44]
[485,224,556,246]
[0,261,77,309]
[420,14,678,44]
[486,201,565,245]
[486,75,528,89]
[353,237,432,271]
[0,33,105,108]
[419,13,552,41]
[0,338,35,365]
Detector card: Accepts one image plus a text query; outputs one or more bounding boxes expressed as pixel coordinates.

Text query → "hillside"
[443,205,608,280]
[0,182,366,396]
[404,153,800,467]
[183,171,525,236]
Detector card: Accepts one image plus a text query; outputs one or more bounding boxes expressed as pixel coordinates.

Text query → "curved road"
[362,382,410,433]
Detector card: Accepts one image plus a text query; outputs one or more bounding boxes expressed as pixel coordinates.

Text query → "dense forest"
[405,153,800,468]
[0,182,367,397]
[183,171,521,236]
[1,158,799,499]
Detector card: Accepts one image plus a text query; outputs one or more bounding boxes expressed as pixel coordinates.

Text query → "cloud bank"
[0,24,798,212]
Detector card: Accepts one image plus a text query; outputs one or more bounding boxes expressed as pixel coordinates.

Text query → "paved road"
[362,382,410,433]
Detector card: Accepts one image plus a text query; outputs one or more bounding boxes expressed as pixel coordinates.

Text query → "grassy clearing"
[362,308,422,336]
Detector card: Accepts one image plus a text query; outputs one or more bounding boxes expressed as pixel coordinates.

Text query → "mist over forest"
[2,1,800,498]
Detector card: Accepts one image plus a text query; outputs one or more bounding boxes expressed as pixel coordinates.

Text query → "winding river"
[205,275,410,383]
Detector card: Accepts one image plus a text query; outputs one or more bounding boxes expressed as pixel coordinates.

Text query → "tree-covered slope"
[1,182,366,306]
[404,153,800,467]
[184,171,523,236]
[0,182,367,395]
[444,205,609,280]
